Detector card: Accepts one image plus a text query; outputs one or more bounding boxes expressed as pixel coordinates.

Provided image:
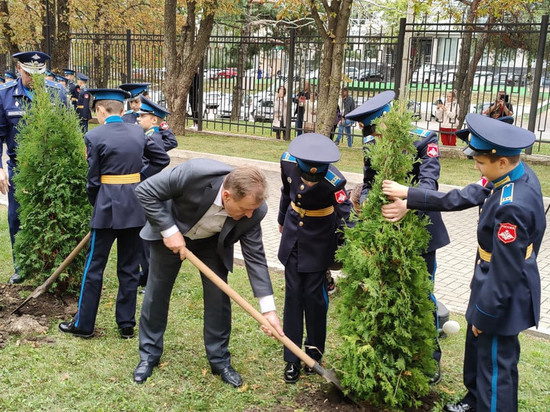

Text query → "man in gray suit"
[133,158,283,387]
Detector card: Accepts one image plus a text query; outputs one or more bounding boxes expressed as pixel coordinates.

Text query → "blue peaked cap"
[5,71,16,79]
[87,88,131,103]
[288,133,340,174]
[138,96,170,119]
[346,90,395,125]
[76,72,88,82]
[63,68,76,75]
[463,114,534,156]
[119,83,150,98]
[456,115,514,143]
[13,51,50,74]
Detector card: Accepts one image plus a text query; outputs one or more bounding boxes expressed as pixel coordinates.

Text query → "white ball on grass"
[442,320,460,335]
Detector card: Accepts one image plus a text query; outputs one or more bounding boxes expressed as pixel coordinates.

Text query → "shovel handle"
[184,249,317,369]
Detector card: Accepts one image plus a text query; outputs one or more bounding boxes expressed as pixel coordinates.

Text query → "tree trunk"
[52,0,71,71]
[164,0,215,134]
[310,0,353,138]
[232,2,252,122]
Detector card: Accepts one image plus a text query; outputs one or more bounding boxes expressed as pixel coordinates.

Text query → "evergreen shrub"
[13,74,91,292]
[336,101,437,409]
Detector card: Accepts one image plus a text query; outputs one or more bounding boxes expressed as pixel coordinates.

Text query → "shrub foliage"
[335,101,437,409]
[13,75,91,292]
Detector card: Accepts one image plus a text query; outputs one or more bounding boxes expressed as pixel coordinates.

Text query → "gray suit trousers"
[138,236,232,369]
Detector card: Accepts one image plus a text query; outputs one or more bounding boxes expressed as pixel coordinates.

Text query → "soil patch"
[0,283,77,349]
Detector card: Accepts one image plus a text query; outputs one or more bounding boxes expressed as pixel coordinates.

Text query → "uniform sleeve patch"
[324,170,341,186]
[497,223,517,243]
[426,143,439,158]
[335,189,347,203]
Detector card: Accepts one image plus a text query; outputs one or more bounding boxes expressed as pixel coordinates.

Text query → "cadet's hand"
[472,325,483,337]
[0,168,9,195]
[261,310,284,339]
[381,198,409,222]
[278,224,283,234]
[382,180,409,199]
[163,231,186,260]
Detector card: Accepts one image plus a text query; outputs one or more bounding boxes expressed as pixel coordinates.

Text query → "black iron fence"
[9,15,548,146]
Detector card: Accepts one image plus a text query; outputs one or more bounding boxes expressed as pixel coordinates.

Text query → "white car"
[411,64,439,84]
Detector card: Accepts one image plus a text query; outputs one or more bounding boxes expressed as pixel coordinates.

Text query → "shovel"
[184,248,348,394]
[11,232,91,315]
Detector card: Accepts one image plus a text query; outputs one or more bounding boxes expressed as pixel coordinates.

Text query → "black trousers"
[74,227,141,332]
[138,236,233,369]
[283,246,329,363]
[462,327,520,412]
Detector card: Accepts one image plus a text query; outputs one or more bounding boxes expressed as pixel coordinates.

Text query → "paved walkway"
[169,149,550,338]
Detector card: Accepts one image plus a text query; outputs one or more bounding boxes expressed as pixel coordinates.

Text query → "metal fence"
[32,15,550,146]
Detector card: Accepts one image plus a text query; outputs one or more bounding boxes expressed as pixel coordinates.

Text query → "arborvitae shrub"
[13,74,91,293]
[335,101,436,409]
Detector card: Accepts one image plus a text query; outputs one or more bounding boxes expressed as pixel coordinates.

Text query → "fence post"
[198,59,205,131]
[126,29,132,83]
[526,14,548,154]
[394,18,406,100]
[285,29,297,140]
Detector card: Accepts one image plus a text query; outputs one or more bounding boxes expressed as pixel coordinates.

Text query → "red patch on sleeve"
[497,223,517,243]
[160,121,169,130]
[426,143,439,158]
[335,190,347,203]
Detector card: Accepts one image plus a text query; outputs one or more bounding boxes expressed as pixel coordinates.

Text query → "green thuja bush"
[13,74,91,292]
[335,101,436,409]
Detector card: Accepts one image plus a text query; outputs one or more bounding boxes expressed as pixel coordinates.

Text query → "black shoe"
[212,365,243,388]
[133,360,159,384]
[429,361,442,385]
[443,401,476,412]
[303,365,315,375]
[119,326,135,339]
[9,273,23,284]
[284,362,300,383]
[58,321,94,338]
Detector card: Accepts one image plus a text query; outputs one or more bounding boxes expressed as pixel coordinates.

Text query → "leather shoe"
[443,401,476,412]
[284,362,300,383]
[212,365,242,387]
[429,361,442,385]
[133,360,159,384]
[9,273,23,284]
[303,364,316,375]
[119,326,135,339]
[58,321,93,338]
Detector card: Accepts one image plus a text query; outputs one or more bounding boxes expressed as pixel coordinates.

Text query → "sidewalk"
[170,149,550,338]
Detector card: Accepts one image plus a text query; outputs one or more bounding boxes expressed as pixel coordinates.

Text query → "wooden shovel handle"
[185,248,317,369]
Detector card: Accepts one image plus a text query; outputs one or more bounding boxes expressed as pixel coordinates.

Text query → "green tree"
[13,75,91,293]
[335,101,436,409]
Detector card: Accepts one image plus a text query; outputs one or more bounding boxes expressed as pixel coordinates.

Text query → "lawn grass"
[1,205,549,410]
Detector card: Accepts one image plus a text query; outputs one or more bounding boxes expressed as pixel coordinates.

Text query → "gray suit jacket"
[135,158,273,298]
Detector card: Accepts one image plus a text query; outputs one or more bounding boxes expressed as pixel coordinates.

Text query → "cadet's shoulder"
[0,82,17,94]
[281,151,296,163]
[411,127,438,142]
[324,165,346,187]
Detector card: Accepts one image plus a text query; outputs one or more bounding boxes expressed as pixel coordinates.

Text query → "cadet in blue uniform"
[278,133,352,383]
[120,83,150,124]
[4,71,17,83]
[346,90,450,383]
[63,68,79,109]
[56,74,69,90]
[135,96,177,288]
[0,51,68,284]
[58,88,170,339]
[382,114,545,412]
[75,73,91,133]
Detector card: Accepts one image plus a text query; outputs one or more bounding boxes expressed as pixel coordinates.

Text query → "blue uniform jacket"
[0,78,68,168]
[69,82,80,109]
[76,88,92,121]
[141,126,178,180]
[277,152,352,272]
[122,111,139,124]
[407,163,545,335]
[85,117,170,229]
[363,127,450,252]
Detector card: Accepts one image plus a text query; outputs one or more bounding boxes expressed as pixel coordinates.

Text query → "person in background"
[303,91,317,133]
[272,85,288,140]
[188,70,200,131]
[0,51,67,284]
[484,89,513,119]
[294,81,310,136]
[58,88,170,339]
[382,114,545,412]
[4,71,17,83]
[278,133,352,383]
[119,83,151,124]
[335,87,356,147]
[63,68,79,109]
[435,90,459,146]
[75,73,91,133]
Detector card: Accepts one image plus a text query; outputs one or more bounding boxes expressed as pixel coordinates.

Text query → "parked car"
[251,97,274,122]
[493,72,513,86]
[472,71,493,88]
[218,93,253,119]
[215,68,238,79]
[344,66,360,80]
[204,68,221,80]
[541,76,550,87]
[411,64,439,84]
[358,69,384,81]
[436,69,456,85]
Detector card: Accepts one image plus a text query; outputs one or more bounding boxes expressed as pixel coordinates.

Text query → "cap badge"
[32,54,40,60]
